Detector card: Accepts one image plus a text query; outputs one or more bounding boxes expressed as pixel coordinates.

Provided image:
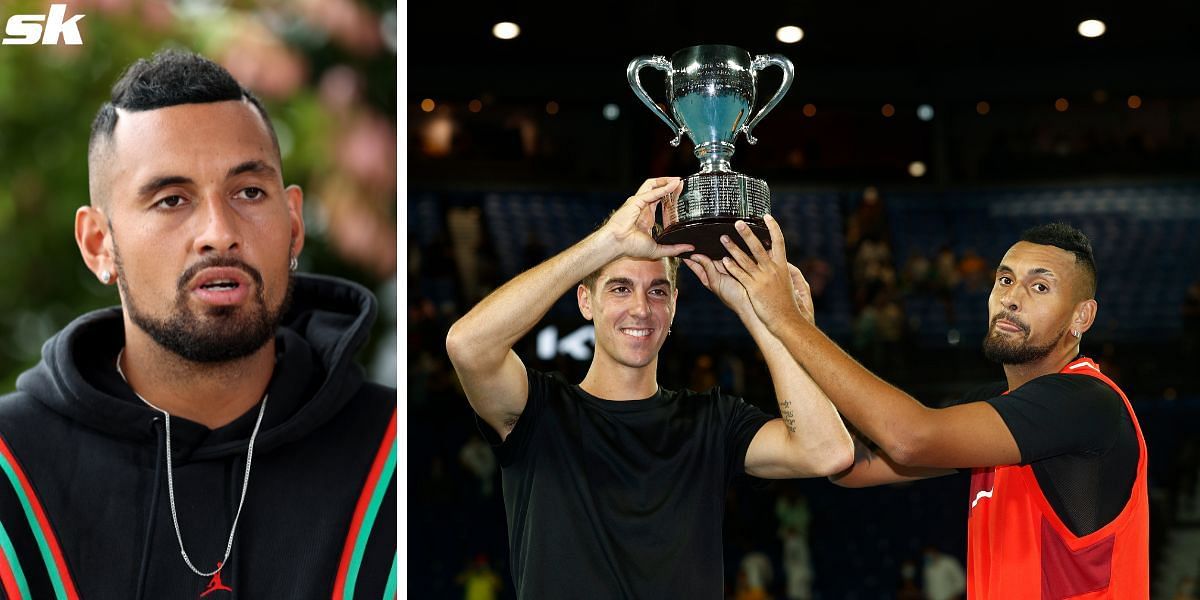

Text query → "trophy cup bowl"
[628,45,794,258]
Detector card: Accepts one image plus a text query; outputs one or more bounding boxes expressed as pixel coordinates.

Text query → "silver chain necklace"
[116,348,268,578]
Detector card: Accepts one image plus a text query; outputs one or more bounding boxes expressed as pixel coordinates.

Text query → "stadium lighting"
[1077,19,1105,38]
[776,26,804,44]
[493,22,520,40]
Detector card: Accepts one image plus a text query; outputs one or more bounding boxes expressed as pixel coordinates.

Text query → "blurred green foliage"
[0,0,397,388]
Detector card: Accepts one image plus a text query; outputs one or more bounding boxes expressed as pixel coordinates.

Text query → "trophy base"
[657,217,771,260]
[658,171,772,260]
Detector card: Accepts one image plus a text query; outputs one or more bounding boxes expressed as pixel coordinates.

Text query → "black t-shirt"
[953,371,1139,537]
[476,369,773,600]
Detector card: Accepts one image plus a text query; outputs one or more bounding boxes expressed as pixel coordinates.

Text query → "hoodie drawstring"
[135,417,165,600]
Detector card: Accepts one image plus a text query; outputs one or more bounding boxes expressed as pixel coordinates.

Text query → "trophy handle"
[743,54,795,145]
[627,55,686,147]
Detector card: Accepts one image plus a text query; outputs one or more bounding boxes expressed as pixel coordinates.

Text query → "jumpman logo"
[200,562,233,598]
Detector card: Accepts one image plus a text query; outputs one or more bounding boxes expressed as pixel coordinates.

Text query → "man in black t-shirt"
[446,178,854,599]
[714,220,1147,595]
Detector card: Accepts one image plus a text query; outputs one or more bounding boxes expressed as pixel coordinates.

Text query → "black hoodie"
[0,274,397,599]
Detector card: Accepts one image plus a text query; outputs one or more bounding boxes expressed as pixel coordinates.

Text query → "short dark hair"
[88,50,279,204]
[1019,222,1097,298]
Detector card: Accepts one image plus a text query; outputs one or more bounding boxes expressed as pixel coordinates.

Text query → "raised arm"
[445,177,692,439]
[683,216,852,479]
[719,220,1020,471]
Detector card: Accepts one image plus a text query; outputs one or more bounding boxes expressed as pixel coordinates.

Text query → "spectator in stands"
[932,244,960,320]
[853,299,881,361]
[853,239,891,288]
[719,221,1149,598]
[775,490,813,600]
[958,248,990,293]
[774,489,810,536]
[922,545,967,600]
[731,571,770,600]
[901,250,934,295]
[737,548,774,598]
[690,353,719,392]
[932,245,959,288]
[845,186,887,250]
[445,178,852,597]
[849,240,894,318]
[459,434,498,498]
[854,289,906,375]
[895,560,924,600]
[456,554,503,600]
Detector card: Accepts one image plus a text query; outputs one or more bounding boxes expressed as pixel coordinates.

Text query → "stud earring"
[99,269,111,284]
[1071,330,1079,338]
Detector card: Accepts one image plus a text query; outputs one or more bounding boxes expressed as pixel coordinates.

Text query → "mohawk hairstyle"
[87,50,279,205]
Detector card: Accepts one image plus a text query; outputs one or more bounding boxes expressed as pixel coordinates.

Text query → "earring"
[99,269,111,284]
[1071,330,1079,338]
[289,256,298,272]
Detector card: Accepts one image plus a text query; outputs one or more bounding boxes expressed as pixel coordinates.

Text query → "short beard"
[981,321,1066,365]
[113,236,294,364]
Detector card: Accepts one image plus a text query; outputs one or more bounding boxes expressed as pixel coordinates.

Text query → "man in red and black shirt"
[708,220,1147,598]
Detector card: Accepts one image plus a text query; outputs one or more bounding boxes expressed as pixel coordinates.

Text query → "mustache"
[177,256,264,291]
[990,311,1030,334]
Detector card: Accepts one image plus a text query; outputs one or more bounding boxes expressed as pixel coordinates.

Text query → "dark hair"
[88,50,279,168]
[1019,222,1097,298]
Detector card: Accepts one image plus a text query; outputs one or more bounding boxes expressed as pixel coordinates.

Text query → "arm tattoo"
[780,399,797,433]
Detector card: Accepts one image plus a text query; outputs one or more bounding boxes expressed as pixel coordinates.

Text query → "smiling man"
[0,51,396,598]
[446,181,852,599]
[717,221,1148,599]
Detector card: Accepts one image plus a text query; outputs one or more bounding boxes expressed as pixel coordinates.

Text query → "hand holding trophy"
[628,45,794,259]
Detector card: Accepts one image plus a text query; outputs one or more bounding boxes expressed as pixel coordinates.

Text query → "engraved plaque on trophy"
[628,45,793,258]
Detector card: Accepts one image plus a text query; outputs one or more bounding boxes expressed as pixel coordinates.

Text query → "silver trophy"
[628,45,793,258]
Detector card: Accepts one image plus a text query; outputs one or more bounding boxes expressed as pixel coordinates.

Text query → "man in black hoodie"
[0,51,396,598]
